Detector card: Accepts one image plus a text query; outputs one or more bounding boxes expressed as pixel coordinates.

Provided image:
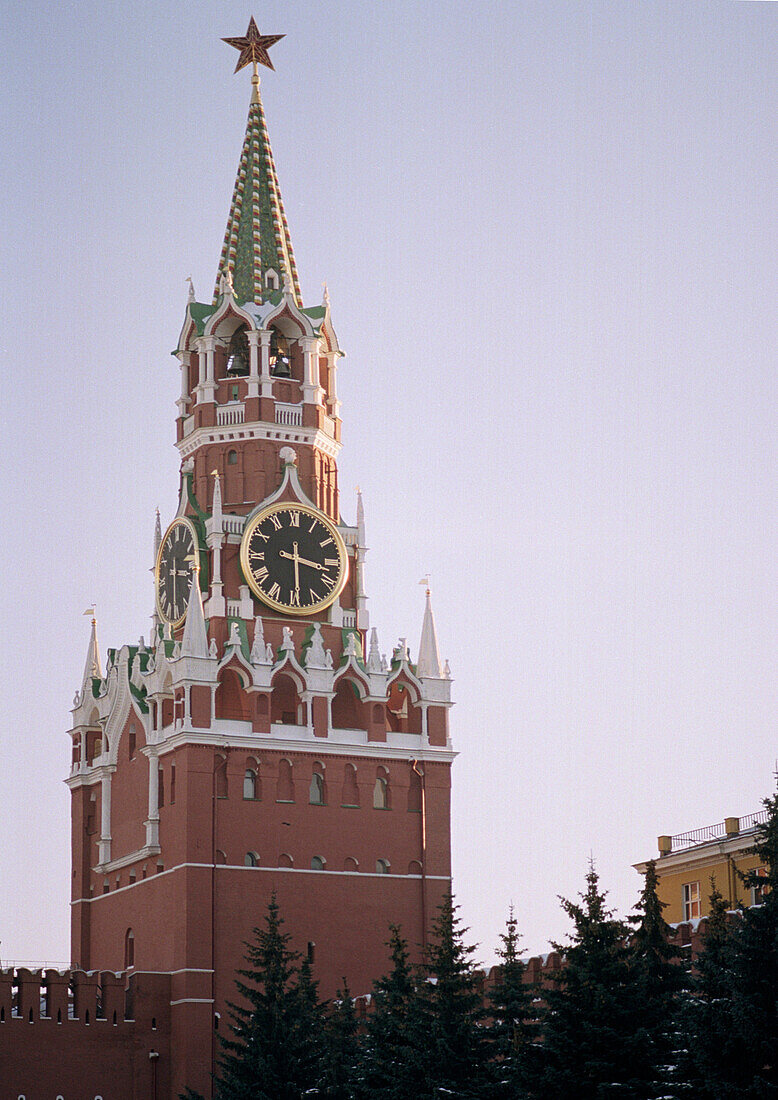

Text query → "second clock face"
[240,503,348,615]
[155,517,198,628]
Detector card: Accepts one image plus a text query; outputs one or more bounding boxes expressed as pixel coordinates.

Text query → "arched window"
[344,856,359,872]
[408,859,423,875]
[341,763,360,808]
[311,856,325,871]
[215,849,227,865]
[124,928,135,969]
[226,326,249,376]
[216,669,248,722]
[278,852,294,868]
[373,769,390,810]
[269,329,291,376]
[227,448,238,465]
[128,724,136,760]
[331,678,366,731]
[244,851,258,867]
[271,673,301,725]
[407,767,422,813]
[215,755,228,799]
[376,859,390,875]
[276,759,294,802]
[309,772,325,806]
[158,764,164,808]
[170,763,176,804]
[244,768,257,800]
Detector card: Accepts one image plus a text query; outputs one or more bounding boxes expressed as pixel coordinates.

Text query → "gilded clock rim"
[155,515,200,629]
[240,501,349,616]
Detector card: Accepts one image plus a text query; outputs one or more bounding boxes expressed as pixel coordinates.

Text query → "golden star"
[222,17,285,74]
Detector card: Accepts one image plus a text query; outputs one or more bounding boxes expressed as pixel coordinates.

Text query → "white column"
[260,331,273,398]
[98,772,112,865]
[176,351,191,417]
[202,336,217,402]
[194,338,206,405]
[326,352,341,418]
[145,749,160,849]
[247,330,260,399]
[302,337,322,405]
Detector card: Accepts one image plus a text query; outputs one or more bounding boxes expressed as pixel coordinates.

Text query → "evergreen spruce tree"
[628,859,687,1098]
[415,892,493,1099]
[185,893,323,1100]
[360,925,426,1099]
[486,907,538,1099]
[725,788,778,1097]
[534,863,650,1100]
[318,980,361,1100]
[681,789,778,1098]
[680,881,741,1099]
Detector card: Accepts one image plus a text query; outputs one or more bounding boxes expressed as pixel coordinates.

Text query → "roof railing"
[659,808,768,855]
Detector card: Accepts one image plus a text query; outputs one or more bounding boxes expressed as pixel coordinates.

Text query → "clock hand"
[279,550,325,571]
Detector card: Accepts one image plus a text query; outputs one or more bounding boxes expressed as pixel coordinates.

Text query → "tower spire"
[80,607,102,694]
[216,19,300,307]
[416,579,442,679]
[180,560,209,659]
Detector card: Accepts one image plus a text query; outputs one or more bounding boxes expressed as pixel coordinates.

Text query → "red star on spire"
[222,17,284,74]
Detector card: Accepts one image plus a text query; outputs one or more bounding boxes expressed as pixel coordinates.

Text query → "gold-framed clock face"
[240,502,348,616]
[155,516,199,628]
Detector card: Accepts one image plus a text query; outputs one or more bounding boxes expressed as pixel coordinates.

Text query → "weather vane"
[223,17,284,90]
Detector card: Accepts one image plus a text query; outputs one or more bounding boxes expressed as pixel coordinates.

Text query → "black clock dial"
[155,518,198,627]
[240,503,348,615]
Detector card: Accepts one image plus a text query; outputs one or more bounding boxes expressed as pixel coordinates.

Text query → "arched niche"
[271,672,302,726]
[386,677,422,734]
[215,667,250,722]
[331,676,368,731]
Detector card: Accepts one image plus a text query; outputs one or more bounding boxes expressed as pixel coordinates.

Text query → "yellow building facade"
[635,810,769,924]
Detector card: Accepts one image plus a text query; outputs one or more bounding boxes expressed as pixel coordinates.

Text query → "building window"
[682,881,701,920]
[226,327,249,376]
[373,773,389,810]
[244,851,258,867]
[215,755,228,798]
[311,856,325,871]
[376,859,390,875]
[158,764,164,808]
[341,763,360,807]
[124,928,135,969]
[244,768,258,800]
[227,449,238,465]
[309,772,325,806]
[752,866,769,905]
[128,724,136,760]
[170,763,176,804]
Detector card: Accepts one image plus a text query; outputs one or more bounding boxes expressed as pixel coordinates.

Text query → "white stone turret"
[355,487,369,631]
[205,471,226,618]
[80,610,102,699]
[181,567,209,659]
[416,585,442,679]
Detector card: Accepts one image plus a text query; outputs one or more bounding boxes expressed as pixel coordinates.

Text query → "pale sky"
[1,0,776,969]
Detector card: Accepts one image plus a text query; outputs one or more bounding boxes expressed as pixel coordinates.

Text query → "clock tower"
[65,20,455,1098]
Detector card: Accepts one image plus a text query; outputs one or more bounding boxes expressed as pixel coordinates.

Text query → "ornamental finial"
[223,17,284,101]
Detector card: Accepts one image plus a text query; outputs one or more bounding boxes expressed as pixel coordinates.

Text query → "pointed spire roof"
[181,567,209,659]
[416,583,442,679]
[214,85,301,307]
[81,610,102,693]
